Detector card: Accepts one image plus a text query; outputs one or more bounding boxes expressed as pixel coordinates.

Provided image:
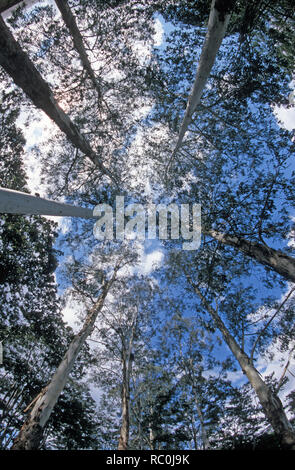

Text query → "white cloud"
[274,105,295,131]
[62,292,86,332]
[130,17,164,66]
[255,339,295,406]
[140,248,164,275]
[17,110,55,197]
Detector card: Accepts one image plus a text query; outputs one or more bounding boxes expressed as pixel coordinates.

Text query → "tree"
[0,84,99,450]
[11,248,128,449]
[89,273,158,450]
[54,0,102,98]
[191,280,295,449]
[170,0,235,164]
[0,0,161,194]
[0,15,112,179]
[163,243,295,449]
[1,0,294,451]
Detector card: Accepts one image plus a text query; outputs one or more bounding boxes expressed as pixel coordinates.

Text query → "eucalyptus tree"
[152,312,234,450]
[1,0,294,452]
[0,84,100,450]
[144,49,295,282]
[155,0,294,132]
[11,243,135,449]
[87,271,159,450]
[0,0,162,199]
[54,0,103,99]
[0,14,112,180]
[169,0,235,163]
[162,243,295,449]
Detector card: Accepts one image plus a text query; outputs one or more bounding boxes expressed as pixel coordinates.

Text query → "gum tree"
[11,247,132,450]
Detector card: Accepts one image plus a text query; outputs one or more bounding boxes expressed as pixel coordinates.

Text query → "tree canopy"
[0,0,294,451]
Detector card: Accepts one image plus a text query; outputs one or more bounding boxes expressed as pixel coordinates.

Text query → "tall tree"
[0,15,112,179]
[163,242,295,449]
[11,250,128,449]
[0,84,99,450]
[88,273,158,450]
[54,0,102,98]
[190,280,295,449]
[170,0,235,163]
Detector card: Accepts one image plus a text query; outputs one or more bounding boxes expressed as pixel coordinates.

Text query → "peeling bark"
[208,229,295,283]
[0,16,111,179]
[11,275,116,450]
[193,284,295,449]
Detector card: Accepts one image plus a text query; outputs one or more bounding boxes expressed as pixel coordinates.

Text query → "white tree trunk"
[12,276,115,450]
[0,187,96,218]
[55,0,102,98]
[170,0,233,162]
[193,283,295,449]
[118,350,130,451]
[193,392,210,450]
[118,309,137,450]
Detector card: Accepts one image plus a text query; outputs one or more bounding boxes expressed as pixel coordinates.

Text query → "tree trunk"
[0,16,111,179]
[0,187,95,218]
[193,391,210,450]
[208,229,295,283]
[170,0,234,162]
[149,407,156,451]
[55,0,102,98]
[11,277,115,450]
[118,310,137,450]
[118,352,130,450]
[193,283,295,449]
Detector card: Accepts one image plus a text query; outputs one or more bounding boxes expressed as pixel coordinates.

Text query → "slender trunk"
[193,283,295,449]
[11,278,114,450]
[170,0,234,162]
[55,0,102,98]
[118,351,130,450]
[149,409,156,451]
[118,310,137,450]
[208,229,295,283]
[0,16,111,179]
[193,392,210,450]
